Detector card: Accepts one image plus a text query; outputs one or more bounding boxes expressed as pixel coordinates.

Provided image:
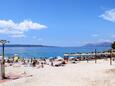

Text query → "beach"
[0,0,114,86]
[0,59,115,86]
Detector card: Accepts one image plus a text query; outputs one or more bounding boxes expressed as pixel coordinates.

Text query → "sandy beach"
[0,0,115,86]
[0,59,115,86]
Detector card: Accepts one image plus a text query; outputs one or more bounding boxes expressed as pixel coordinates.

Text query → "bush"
[112,41,115,49]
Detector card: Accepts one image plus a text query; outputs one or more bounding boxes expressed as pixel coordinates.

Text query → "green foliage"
[112,41,115,49]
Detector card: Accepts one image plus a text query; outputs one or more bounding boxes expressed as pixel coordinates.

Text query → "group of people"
[3,56,68,68]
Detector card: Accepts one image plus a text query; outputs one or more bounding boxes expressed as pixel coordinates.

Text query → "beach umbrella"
[49,57,54,59]
[69,57,75,59]
[56,56,63,61]
[14,56,19,62]
[14,54,19,62]
[69,57,75,58]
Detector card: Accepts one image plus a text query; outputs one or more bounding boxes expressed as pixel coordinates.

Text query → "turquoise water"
[0,47,111,58]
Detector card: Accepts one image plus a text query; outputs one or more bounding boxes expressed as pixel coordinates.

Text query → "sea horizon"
[0,46,111,59]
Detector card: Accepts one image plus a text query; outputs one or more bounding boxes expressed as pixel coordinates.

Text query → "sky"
[0,0,115,46]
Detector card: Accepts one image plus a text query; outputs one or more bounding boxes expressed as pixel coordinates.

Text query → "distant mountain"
[0,42,112,47]
[0,44,57,47]
[83,42,112,47]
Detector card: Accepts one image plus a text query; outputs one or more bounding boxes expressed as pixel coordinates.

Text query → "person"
[41,61,44,68]
[7,59,10,63]
[32,59,37,67]
[51,60,54,66]
[86,58,89,63]
[30,58,33,63]
[62,60,66,65]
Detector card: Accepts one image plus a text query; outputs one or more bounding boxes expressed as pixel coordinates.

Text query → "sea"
[0,46,111,59]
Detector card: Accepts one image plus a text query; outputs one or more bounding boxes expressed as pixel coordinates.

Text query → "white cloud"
[111,34,115,38]
[96,39,112,43]
[83,39,112,45]
[32,36,43,41]
[38,38,43,41]
[0,19,47,37]
[11,34,26,38]
[91,34,99,37]
[100,8,115,22]
[33,36,37,39]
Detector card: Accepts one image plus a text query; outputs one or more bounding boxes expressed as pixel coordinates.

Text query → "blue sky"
[0,0,115,46]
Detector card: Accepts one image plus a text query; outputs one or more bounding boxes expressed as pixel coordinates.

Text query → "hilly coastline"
[0,42,112,48]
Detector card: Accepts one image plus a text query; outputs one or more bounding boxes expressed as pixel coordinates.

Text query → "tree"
[112,41,115,49]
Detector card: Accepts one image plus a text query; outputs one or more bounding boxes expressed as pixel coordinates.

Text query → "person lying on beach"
[54,60,66,67]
